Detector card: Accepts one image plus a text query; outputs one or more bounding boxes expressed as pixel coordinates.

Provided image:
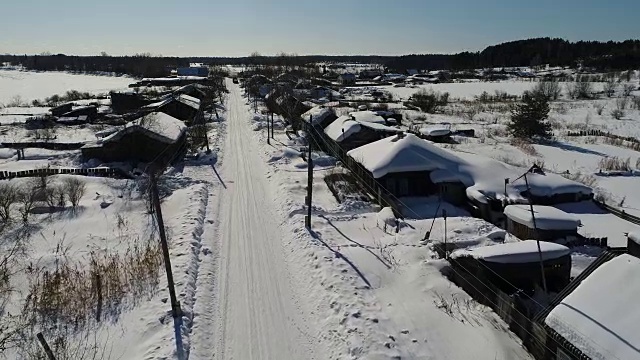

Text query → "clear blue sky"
[1,0,639,57]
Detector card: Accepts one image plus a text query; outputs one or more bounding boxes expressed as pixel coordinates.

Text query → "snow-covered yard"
[0,68,132,104]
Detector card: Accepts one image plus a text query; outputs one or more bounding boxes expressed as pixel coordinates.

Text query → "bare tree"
[622,84,635,97]
[16,181,39,223]
[0,183,17,222]
[63,178,86,208]
[533,81,561,100]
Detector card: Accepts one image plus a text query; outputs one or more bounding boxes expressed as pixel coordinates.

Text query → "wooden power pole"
[150,172,185,360]
[305,117,313,228]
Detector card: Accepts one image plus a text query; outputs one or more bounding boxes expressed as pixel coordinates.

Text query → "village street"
[188,80,317,360]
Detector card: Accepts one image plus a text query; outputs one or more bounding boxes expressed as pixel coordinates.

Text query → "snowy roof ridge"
[545,254,640,360]
[324,115,400,142]
[302,106,335,125]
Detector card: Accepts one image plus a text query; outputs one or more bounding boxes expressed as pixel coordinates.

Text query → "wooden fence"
[0,142,86,150]
[593,198,640,226]
[0,167,132,180]
[567,130,640,151]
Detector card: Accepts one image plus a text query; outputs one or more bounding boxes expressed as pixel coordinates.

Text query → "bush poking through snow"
[63,178,86,208]
[510,138,539,156]
[406,89,449,113]
[594,103,606,115]
[562,171,598,188]
[611,109,625,120]
[598,156,631,172]
[622,84,635,97]
[508,91,552,140]
[567,77,594,99]
[603,79,617,97]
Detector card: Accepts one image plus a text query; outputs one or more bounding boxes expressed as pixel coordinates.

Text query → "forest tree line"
[1,38,639,77]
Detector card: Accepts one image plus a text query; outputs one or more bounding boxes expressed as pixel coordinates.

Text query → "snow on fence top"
[102,112,186,145]
[349,110,386,124]
[302,106,335,125]
[347,133,592,204]
[545,254,640,360]
[325,115,401,142]
[450,240,570,264]
[504,205,581,230]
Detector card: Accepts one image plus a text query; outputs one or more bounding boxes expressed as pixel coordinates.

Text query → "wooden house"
[504,205,581,242]
[324,115,402,153]
[338,73,356,85]
[143,94,201,124]
[528,239,639,360]
[50,103,73,117]
[346,133,467,201]
[81,112,187,166]
[61,105,98,122]
[450,240,572,298]
[110,91,151,114]
[173,84,208,101]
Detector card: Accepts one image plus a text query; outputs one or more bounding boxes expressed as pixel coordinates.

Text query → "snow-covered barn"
[81,112,187,166]
[143,94,201,124]
[504,205,581,242]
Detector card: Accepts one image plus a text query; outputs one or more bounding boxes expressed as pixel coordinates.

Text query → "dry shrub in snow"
[611,109,625,120]
[510,138,539,156]
[632,96,640,110]
[623,84,635,97]
[406,89,449,113]
[598,156,631,172]
[616,96,629,111]
[594,103,606,115]
[567,77,594,99]
[63,177,86,208]
[562,171,598,188]
[533,81,561,100]
[16,180,40,222]
[603,79,617,97]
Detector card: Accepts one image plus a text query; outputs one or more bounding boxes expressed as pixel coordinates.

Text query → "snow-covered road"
[189,80,316,359]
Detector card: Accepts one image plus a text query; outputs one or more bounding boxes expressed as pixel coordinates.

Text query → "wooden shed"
[504,205,581,242]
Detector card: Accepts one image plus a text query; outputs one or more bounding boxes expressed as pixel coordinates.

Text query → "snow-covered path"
[189,80,316,359]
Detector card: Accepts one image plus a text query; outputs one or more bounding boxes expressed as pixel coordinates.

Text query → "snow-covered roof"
[302,106,335,125]
[101,112,186,145]
[347,133,592,203]
[174,94,200,110]
[349,111,386,124]
[545,254,640,360]
[324,115,400,143]
[629,232,640,246]
[504,205,581,230]
[450,240,570,264]
[420,125,451,137]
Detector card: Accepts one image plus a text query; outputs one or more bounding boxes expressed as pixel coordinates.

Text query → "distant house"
[309,87,341,101]
[173,84,208,101]
[176,66,209,77]
[60,105,98,122]
[359,69,383,79]
[110,91,152,114]
[324,115,402,152]
[338,73,357,85]
[143,94,201,124]
[81,112,187,166]
[300,106,338,130]
[504,205,581,242]
[450,240,572,297]
[406,69,419,76]
[528,236,640,360]
[50,103,73,117]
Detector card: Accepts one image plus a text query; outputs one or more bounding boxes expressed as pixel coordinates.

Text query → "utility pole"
[36,333,56,360]
[150,172,185,360]
[305,116,313,228]
[443,209,448,259]
[523,171,549,295]
[266,114,270,145]
[271,112,275,139]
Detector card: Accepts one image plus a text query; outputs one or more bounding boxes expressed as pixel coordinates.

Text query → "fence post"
[36,333,56,360]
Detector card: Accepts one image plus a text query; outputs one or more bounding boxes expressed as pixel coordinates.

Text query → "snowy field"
[0,68,132,104]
